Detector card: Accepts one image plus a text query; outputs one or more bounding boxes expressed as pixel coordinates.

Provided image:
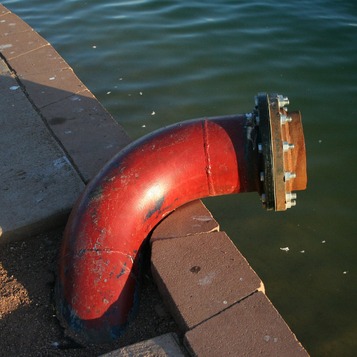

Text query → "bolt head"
[284,172,297,181]
[286,192,297,201]
[283,142,295,152]
[286,200,297,209]
[277,94,289,108]
[280,114,292,124]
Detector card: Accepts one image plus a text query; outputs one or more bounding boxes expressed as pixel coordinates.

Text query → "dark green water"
[3,1,357,355]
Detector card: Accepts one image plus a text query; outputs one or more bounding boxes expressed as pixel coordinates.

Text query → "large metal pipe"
[56,93,307,342]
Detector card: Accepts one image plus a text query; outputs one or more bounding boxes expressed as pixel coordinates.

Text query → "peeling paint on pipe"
[56,93,307,342]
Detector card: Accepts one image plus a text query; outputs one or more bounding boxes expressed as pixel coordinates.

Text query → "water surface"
[3,1,357,355]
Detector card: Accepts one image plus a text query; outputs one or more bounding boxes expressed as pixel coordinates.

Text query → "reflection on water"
[3,0,357,355]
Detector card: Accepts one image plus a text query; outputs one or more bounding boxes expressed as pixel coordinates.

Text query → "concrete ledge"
[151,200,308,356]
[100,333,187,357]
[0,57,84,242]
[184,291,308,357]
[151,229,264,331]
[151,200,220,242]
[0,5,130,241]
[0,9,131,181]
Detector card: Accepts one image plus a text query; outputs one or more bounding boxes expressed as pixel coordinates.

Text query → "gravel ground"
[0,228,179,357]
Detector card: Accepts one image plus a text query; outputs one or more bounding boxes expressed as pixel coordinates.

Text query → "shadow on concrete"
[0,69,131,242]
[0,74,177,356]
[0,229,178,357]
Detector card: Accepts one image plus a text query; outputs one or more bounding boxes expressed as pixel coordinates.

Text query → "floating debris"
[142,124,146,128]
[343,271,348,275]
[106,91,111,95]
[92,45,97,49]
[151,111,156,116]
[300,250,305,254]
[140,91,143,95]
[9,85,20,91]
[280,247,289,252]
[321,240,326,244]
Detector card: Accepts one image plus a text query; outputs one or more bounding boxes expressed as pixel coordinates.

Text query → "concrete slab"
[151,200,219,242]
[41,89,131,181]
[184,291,308,357]
[0,12,33,36]
[0,4,10,16]
[8,45,86,109]
[0,58,84,242]
[1,8,131,182]
[151,231,264,331]
[0,7,131,241]
[100,333,187,357]
[0,27,48,60]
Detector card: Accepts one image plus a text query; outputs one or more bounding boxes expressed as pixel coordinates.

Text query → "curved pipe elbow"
[56,93,307,342]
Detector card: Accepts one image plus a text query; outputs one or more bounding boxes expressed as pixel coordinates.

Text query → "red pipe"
[56,94,306,342]
[56,114,259,341]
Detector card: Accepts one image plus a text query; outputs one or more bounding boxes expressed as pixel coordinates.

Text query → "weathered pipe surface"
[56,114,261,342]
[56,93,307,342]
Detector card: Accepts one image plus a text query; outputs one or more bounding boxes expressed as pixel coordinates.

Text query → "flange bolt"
[286,192,297,201]
[283,142,295,152]
[277,95,290,108]
[286,200,297,209]
[284,172,297,181]
[280,114,293,124]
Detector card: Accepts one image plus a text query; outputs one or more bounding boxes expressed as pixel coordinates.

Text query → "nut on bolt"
[277,95,290,108]
[283,142,295,152]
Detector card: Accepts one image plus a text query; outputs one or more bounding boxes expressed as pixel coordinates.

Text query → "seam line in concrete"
[0,10,10,17]
[0,52,86,184]
[187,289,260,332]
[4,31,49,61]
[39,87,89,110]
[150,228,220,244]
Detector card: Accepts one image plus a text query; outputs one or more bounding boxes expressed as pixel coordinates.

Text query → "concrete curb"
[0,4,309,356]
[100,333,187,357]
[150,202,308,356]
[0,3,130,242]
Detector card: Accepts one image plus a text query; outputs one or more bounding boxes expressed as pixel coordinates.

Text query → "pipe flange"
[255,93,307,211]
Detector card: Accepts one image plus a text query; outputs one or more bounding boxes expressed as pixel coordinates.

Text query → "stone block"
[8,45,86,108]
[0,12,32,36]
[40,89,131,181]
[151,200,219,242]
[184,291,309,357]
[0,27,48,60]
[100,333,187,357]
[151,231,264,331]
[0,58,84,242]
[0,4,10,16]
